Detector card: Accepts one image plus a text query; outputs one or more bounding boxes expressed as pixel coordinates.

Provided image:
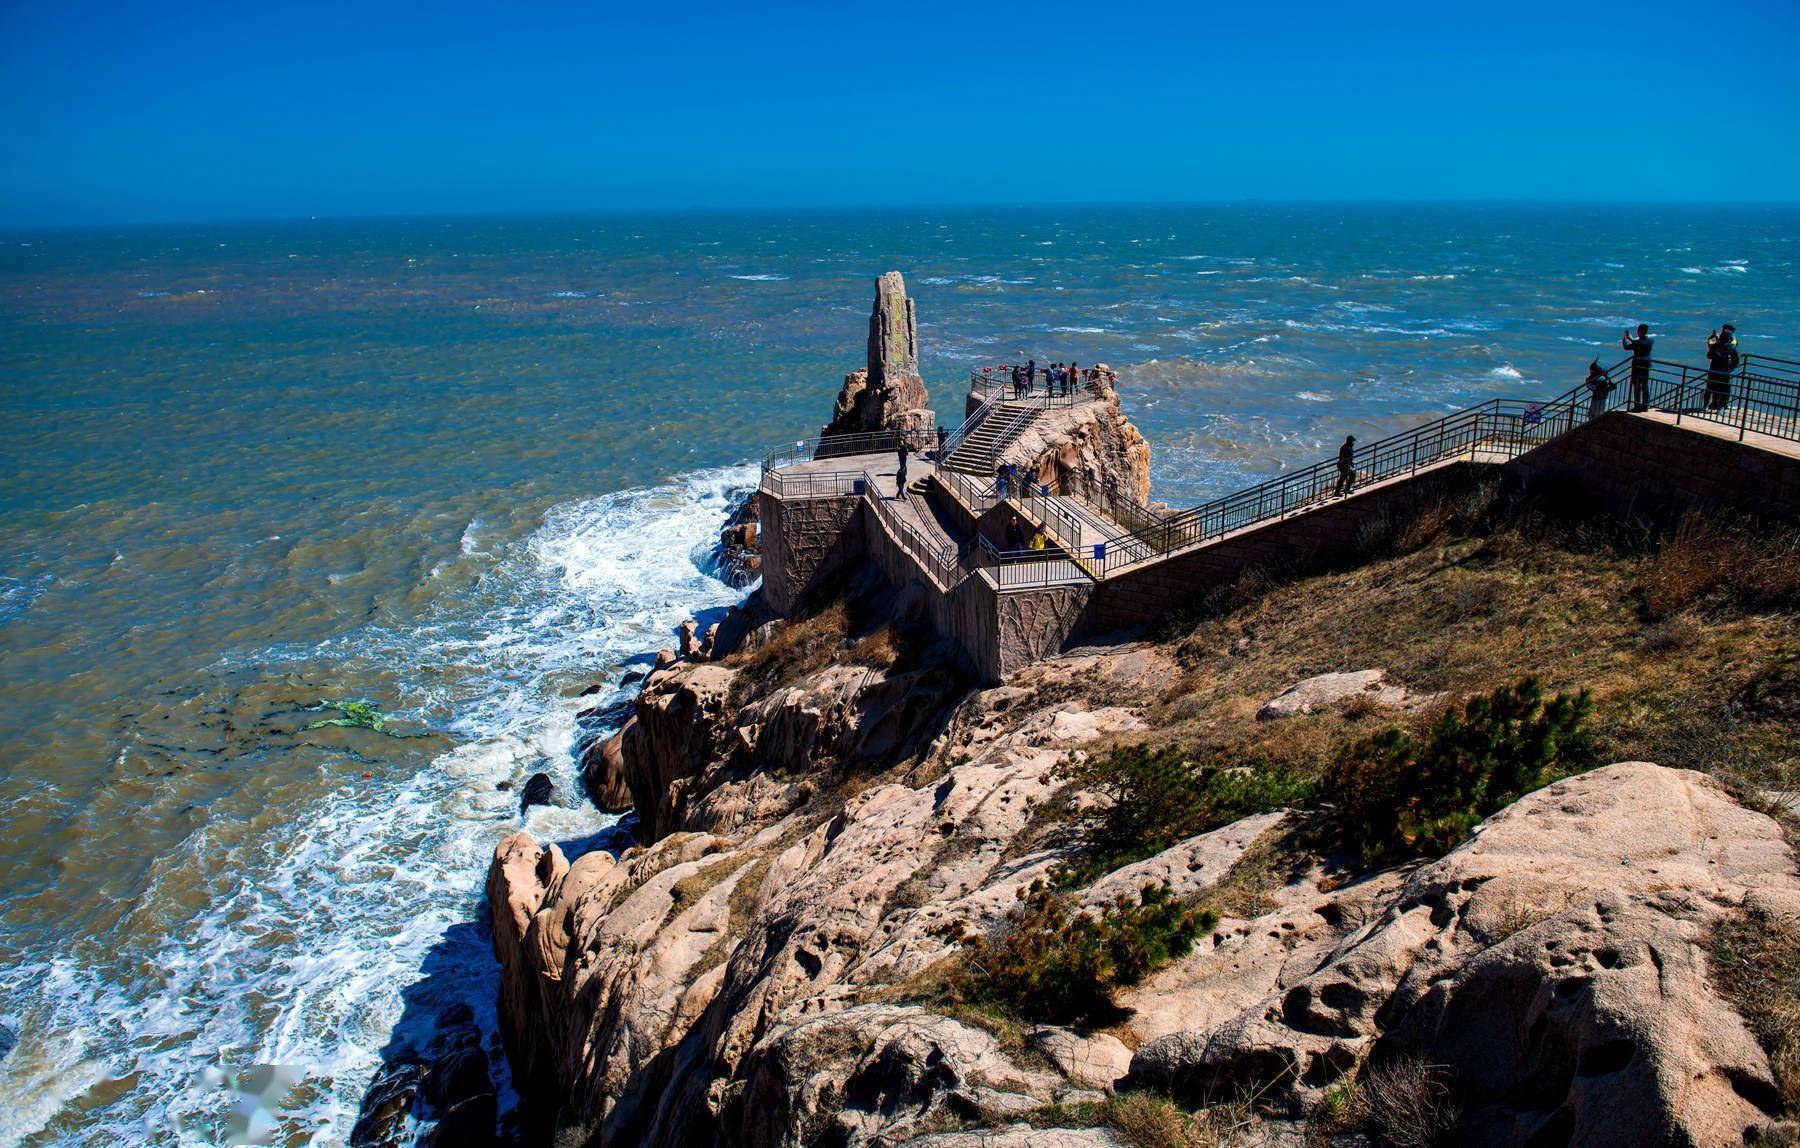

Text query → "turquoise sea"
[1,205,1795,1144]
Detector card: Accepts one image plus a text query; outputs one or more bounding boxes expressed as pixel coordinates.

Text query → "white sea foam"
[1489,365,1524,381]
[729,273,788,281]
[1049,326,1107,334]
[0,467,755,1146]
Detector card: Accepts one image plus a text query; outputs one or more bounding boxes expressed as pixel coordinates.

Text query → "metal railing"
[939,386,1006,460]
[859,469,968,590]
[758,467,866,499]
[1011,480,1087,560]
[968,366,1111,409]
[762,427,940,472]
[1626,355,1800,444]
[976,535,1093,588]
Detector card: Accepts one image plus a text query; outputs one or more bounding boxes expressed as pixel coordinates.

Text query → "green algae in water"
[306,699,389,733]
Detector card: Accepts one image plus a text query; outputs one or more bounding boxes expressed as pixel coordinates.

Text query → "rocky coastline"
[472,274,1800,1148]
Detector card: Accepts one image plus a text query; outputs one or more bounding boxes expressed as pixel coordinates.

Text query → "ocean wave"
[1049,326,1108,334]
[1489,365,1524,381]
[0,467,754,1145]
[729,273,788,281]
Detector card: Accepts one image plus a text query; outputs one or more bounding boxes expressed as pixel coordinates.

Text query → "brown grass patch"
[1710,905,1800,1111]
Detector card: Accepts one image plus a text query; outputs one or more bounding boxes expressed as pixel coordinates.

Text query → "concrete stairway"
[942,403,1041,474]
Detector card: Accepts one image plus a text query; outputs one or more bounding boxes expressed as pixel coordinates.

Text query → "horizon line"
[6,196,1800,235]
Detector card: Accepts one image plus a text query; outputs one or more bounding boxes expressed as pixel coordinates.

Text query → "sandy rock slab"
[1255,668,1441,720]
[1128,762,1800,1148]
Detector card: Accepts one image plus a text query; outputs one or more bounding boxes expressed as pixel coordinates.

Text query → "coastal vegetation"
[950,880,1215,1026]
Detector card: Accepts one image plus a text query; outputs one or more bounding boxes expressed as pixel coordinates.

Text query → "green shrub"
[1056,746,1309,886]
[1323,677,1593,865]
[961,880,1216,1025]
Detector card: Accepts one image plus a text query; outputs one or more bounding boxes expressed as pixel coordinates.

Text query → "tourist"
[1334,434,1357,496]
[1621,323,1654,411]
[895,438,911,500]
[1028,529,1047,551]
[1585,360,1613,421]
[1004,517,1024,551]
[936,426,947,457]
[1011,363,1024,399]
[995,462,1010,499]
[1705,324,1740,412]
[1025,359,1037,394]
[1067,362,1079,397]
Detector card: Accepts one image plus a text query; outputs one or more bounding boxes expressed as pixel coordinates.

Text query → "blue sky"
[3,0,1797,226]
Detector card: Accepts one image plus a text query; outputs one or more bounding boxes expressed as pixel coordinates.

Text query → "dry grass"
[687,854,773,980]
[1638,515,1800,620]
[723,600,853,707]
[1359,1057,1460,1148]
[1709,906,1800,1111]
[1145,496,1800,852]
[1020,1092,1262,1148]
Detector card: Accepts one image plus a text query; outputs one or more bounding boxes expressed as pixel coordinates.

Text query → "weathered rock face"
[617,662,738,841]
[820,272,933,441]
[714,492,763,588]
[490,616,1799,1148]
[487,647,1170,1146]
[1128,762,1800,1148]
[997,382,1152,506]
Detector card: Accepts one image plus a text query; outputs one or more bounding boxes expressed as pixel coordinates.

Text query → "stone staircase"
[941,402,1041,474]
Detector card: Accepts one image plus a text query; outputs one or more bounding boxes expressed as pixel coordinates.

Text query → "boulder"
[1127,763,1800,1147]
[518,771,554,814]
[998,390,1152,506]
[578,722,634,812]
[728,1006,1069,1148]
[1254,668,1440,720]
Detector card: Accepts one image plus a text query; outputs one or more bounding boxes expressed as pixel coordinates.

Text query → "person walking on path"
[1334,435,1357,497]
[1622,323,1654,411]
[1585,360,1613,421]
[1705,324,1740,412]
[895,438,911,500]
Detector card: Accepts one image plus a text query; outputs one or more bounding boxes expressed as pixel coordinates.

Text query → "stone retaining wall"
[759,493,863,615]
[1503,411,1800,523]
[1079,462,1493,635]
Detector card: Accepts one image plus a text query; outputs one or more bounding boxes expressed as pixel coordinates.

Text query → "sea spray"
[0,466,754,1147]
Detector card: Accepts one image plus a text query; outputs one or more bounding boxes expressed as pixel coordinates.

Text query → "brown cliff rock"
[619,663,738,841]
[486,656,1153,1145]
[998,386,1152,505]
[578,722,634,812]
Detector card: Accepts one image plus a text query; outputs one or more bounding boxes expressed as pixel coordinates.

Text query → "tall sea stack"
[818,271,933,444]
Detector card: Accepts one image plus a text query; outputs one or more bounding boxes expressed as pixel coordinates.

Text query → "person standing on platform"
[1585,360,1613,421]
[895,438,911,501]
[1622,323,1654,411]
[1705,324,1740,412]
